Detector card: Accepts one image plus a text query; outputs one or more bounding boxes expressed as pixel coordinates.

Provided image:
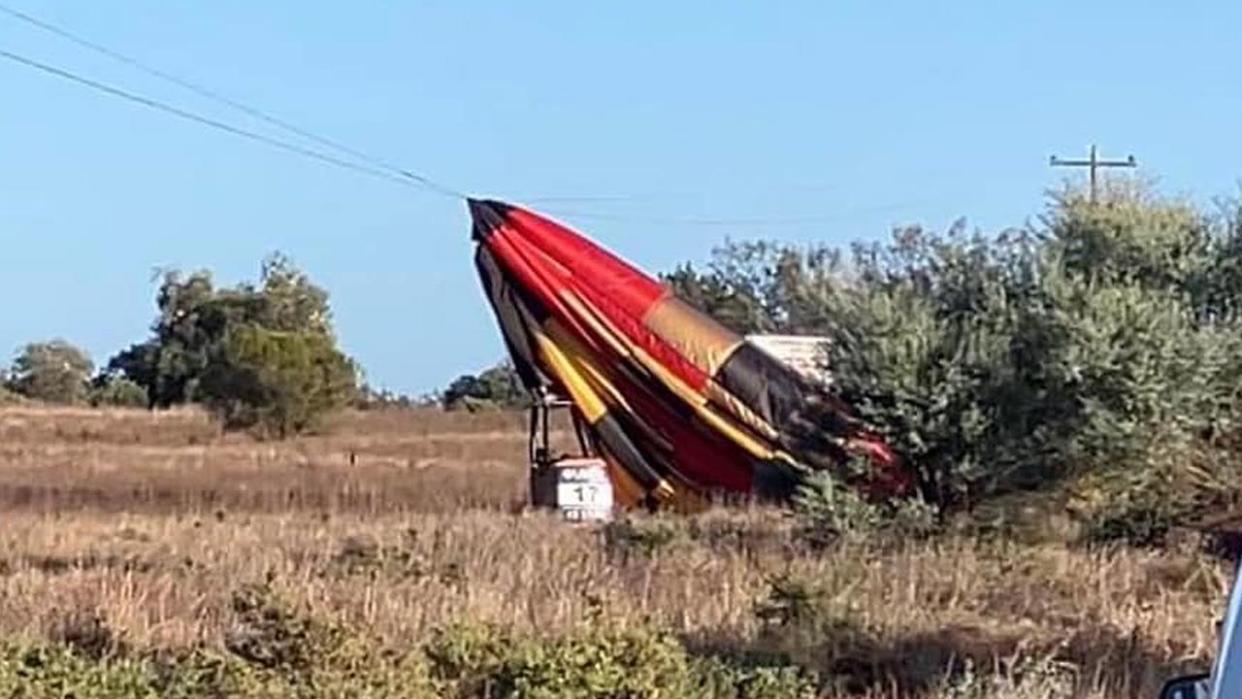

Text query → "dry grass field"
[0,406,533,514]
[0,406,1230,697]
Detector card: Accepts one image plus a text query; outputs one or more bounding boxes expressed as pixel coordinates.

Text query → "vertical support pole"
[1088,144,1098,203]
[1050,145,1137,204]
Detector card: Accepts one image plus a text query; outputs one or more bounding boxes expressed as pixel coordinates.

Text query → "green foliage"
[674,182,1242,542]
[109,270,218,407]
[789,471,884,546]
[0,382,26,405]
[0,585,816,698]
[791,471,939,548]
[442,361,529,412]
[753,574,827,631]
[751,572,874,673]
[426,623,815,699]
[109,253,357,435]
[0,642,438,698]
[0,584,437,698]
[354,384,435,410]
[110,253,340,408]
[225,582,348,675]
[601,517,687,560]
[0,646,159,699]
[662,240,844,335]
[5,339,93,404]
[88,376,149,408]
[1071,436,1242,547]
[199,325,357,437]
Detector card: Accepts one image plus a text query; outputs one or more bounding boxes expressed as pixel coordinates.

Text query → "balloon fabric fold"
[469,199,909,509]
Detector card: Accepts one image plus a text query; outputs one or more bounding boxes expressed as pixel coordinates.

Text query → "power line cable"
[0,3,925,226]
[0,1,464,198]
[519,183,849,205]
[535,202,921,228]
[0,43,922,228]
[0,46,464,195]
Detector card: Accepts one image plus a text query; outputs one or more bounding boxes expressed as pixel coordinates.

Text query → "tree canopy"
[108,253,357,435]
[5,340,93,404]
[442,362,529,412]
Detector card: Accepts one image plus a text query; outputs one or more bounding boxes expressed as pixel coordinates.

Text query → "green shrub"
[791,471,939,548]
[0,581,821,699]
[109,254,359,437]
[6,340,93,404]
[674,183,1242,536]
[426,622,815,699]
[0,383,26,405]
[0,641,436,699]
[0,645,158,699]
[89,376,149,408]
[442,362,530,412]
[199,325,357,437]
[600,517,687,560]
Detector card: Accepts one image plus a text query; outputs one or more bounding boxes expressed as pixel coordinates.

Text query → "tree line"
[2,254,357,437]
[0,247,529,427]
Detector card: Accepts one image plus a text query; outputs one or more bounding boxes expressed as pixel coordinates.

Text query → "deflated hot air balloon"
[469,199,908,511]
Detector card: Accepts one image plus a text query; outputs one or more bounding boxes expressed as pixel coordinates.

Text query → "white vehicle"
[1161,557,1242,699]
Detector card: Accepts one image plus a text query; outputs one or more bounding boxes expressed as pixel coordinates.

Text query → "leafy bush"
[88,376,149,408]
[601,517,687,560]
[791,471,938,548]
[109,254,358,436]
[753,573,828,632]
[673,183,1242,542]
[225,581,352,675]
[214,580,434,697]
[0,639,435,699]
[5,340,93,404]
[199,325,356,437]
[0,383,26,405]
[354,384,437,410]
[0,622,815,698]
[442,362,529,412]
[0,645,158,699]
[0,581,783,698]
[426,623,815,699]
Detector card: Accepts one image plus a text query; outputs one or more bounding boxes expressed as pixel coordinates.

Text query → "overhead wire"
[0,3,927,227]
[518,183,848,205]
[0,46,454,193]
[0,1,464,198]
[534,202,921,228]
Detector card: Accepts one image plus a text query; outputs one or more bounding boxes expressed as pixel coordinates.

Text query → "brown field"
[0,406,1229,697]
[0,406,533,514]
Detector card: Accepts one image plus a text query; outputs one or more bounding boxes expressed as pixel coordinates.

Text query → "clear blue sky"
[2,2,1240,394]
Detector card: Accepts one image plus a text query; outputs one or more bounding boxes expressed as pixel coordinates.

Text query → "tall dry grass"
[0,405,1230,697]
[0,406,539,514]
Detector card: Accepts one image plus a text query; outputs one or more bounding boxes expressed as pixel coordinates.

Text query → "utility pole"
[1050,145,1137,202]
